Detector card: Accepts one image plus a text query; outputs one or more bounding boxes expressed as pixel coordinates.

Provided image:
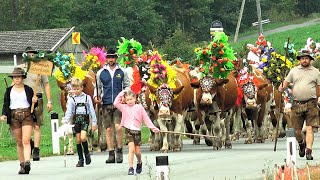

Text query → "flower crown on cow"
[194,32,235,79]
[117,37,143,68]
[81,47,106,74]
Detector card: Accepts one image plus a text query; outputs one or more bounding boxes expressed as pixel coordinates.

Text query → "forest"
[0,0,319,60]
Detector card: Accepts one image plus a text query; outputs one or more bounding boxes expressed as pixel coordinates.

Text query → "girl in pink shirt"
[114,89,160,175]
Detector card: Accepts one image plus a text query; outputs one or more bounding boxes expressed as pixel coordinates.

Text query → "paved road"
[1,132,320,180]
[237,18,320,42]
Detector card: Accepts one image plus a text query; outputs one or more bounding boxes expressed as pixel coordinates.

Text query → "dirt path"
[237,18,320,42]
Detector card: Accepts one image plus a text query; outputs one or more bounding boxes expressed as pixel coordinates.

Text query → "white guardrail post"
[156,156,169,180]
[286,128,296,166]
[51,112,60,154]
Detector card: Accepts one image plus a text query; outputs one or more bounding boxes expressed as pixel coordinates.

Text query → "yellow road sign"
[72,32,80,44]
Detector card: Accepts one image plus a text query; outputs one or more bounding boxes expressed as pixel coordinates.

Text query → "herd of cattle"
[56,62,291,154]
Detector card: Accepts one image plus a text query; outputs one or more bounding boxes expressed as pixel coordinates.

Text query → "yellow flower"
[276,69,281,73]
[194,47,201,53]
[263,67,268,71]
[281,64,285,67]
[277,77,281,81]
[93,56,98,62]
[261,58,267,63]
[268,71,272,76]
[271,63,275,67]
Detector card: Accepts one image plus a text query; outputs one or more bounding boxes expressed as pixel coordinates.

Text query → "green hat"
[297,50,314,60]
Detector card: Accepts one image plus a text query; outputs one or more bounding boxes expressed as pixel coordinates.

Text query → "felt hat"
[9,67,27,79]
[297,49,314,60]
[106,48,118,58]
[25,46,38,54]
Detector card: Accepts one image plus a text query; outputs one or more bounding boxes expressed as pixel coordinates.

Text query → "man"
[22,47,53,161]
[94,48,130,163]
[279,49,320,160]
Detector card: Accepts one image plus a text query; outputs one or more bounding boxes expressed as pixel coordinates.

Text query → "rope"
[160,130,217,138]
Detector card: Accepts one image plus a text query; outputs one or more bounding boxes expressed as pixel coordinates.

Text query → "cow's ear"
[257,83,268,90]
[216,79,229,86]
[190,80,200,88]
[172,86,184,94]
[146,83,157,94]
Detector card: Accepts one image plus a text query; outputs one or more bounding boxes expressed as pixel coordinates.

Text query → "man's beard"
[108,62,115,66]
[301,62,310,67]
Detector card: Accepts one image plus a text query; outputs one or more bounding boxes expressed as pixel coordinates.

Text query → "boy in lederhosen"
[64,77,97,167]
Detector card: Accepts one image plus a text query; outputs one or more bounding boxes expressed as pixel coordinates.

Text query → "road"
[1,132,320,180]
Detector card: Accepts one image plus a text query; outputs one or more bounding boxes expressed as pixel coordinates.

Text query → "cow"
[56,71,105,153]
[191,73,238,150]
[234,66,273,144]
[146,66,193,152]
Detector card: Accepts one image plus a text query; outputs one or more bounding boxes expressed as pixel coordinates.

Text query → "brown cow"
[191,73,238,150]
[146,67,193,152]
[234,66,273,144]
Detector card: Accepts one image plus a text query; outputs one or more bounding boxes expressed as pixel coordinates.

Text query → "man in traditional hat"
[279,49,320,160]
[21,47,53,161]
[94,48,130,163]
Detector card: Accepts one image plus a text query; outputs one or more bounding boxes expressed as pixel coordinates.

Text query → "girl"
[114,89,160,175]
[64,77,97,167]
[1,67,38,174]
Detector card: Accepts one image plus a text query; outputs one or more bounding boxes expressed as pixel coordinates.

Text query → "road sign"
[72,32,80,44]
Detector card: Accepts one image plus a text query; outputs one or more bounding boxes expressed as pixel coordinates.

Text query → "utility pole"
[234,0,246,43]
[256,0,263,35]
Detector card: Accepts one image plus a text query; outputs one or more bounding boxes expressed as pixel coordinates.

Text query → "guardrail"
[252,19,270,26]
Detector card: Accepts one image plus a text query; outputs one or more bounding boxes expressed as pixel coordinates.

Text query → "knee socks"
[76,144,83,160]
[82,141,89,155]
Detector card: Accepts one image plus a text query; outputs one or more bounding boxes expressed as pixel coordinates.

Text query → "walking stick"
[274,36,290,151]
[160,130,217,138]
[64,131,67,167]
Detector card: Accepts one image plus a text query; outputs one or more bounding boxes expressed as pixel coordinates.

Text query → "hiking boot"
[76,159,84,167]
[85,153,91,165]
[298,141,306,157]
[306,148,313,160]
[33,147,40,161]
[24,161,31,174]
[128,167,134,175]
[18,162,25,174]
[116,148,123,163]
[136,163,142,174]
[105,150,115,163]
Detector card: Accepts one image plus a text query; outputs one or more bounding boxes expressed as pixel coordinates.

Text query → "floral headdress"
[194,32,235,79]
[81,47,106,73]
[117,37,143,68]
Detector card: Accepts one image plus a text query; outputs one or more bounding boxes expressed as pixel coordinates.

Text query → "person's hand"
[92,125,97,132]
[47,102,52,112]
[278,85,284,92]
[1,115,7,122]
[153,129,160,133]
[32,96,38,103]
[318,97,320,105]
[94,97,101,104]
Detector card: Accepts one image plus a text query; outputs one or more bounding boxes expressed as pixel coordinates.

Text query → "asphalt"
[1,133,320,180]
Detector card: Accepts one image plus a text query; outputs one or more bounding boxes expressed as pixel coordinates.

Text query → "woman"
[1,67,37,174]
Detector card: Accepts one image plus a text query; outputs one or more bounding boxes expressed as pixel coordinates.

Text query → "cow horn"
[172,86,184,94]
[146,83,157,94]
[216,78,229,86]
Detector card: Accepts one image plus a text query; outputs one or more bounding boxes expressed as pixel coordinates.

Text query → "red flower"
[212,56,216,61]
[202,50,207,55]
[129,48,135,54]
[125,61,132,65]
[220,68,225,72]
[219,50,224,55]
[212,43,217,48]
[217,59,223,64]
[220,43,224,48]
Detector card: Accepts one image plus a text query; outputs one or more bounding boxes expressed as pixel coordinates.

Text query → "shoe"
[33,147,40,161]
[136,163,142,174]
[116,148,123,163]
[306,148,313,160]
[128,167,134,175]
[24,161,31,174]
[298,141,306,157]
[18,162,25,174]
[76,160,84,167]
[105,150,115,163]
[85,153,91,165]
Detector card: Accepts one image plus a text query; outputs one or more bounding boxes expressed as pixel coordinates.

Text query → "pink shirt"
[114,91,160,132]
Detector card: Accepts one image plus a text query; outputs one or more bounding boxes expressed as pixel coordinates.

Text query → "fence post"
[51,112,60,154]
[156,156,169,180]
[286,128,296,166]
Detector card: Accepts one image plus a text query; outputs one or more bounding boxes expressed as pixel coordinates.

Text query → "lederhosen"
[72,95,90,134]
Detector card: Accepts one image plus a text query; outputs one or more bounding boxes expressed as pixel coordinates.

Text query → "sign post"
[28,60,53,113]
[51,112,60,154]
[72,32,81,44]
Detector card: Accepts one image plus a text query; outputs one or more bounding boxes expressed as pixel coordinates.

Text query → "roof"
[0,27,91,54]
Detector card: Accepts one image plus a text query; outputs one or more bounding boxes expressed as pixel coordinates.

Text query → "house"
[0,26,92,73]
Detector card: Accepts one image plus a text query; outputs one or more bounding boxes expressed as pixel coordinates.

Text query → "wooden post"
[234,0,246,43]
[31,74,40,113]
[256,0,263,35]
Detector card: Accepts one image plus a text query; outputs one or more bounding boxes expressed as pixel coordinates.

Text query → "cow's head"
[191,75,229,105]
[242,81,268,109]
[147,83,184,118]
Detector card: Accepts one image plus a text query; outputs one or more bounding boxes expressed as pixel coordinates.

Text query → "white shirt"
[10,89,30,109]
